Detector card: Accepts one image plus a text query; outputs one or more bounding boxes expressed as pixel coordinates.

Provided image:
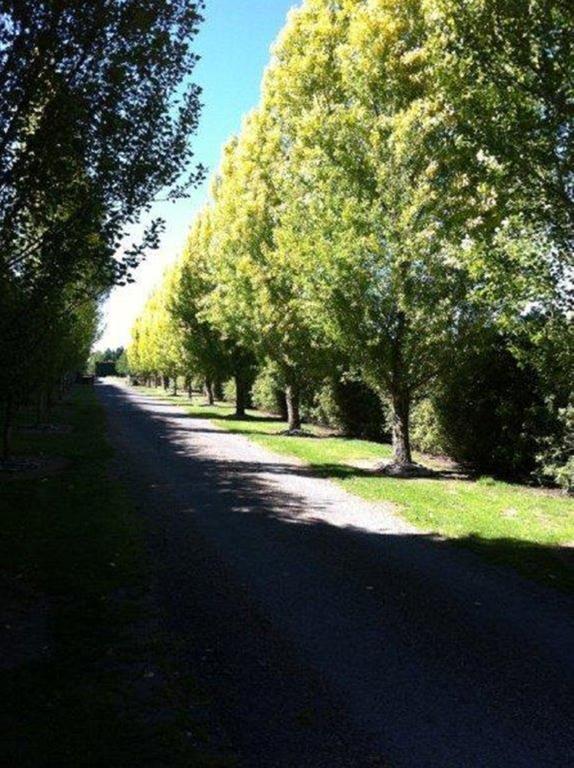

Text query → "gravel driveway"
[99,381,574,768]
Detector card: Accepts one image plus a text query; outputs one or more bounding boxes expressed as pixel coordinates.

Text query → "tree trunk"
[285,384,301,432]
[204,379,214,406]
[213,379,223,401]
[172,377,178,396]
[274,388,288,421]
[234,374,247,418]
[186,376,193,401]
[2,396,14,460]
[390,390,412,466]
[163,375,169,391]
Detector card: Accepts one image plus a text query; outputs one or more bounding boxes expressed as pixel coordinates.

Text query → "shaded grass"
[2,389,142,598]
[137,386,574,592]
[1,387,232,767]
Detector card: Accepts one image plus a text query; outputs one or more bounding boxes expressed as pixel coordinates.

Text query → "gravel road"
[99,380,574,768]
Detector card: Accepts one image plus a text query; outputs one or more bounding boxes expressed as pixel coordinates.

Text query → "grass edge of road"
[132,384,574,594]
[1,385,235,767]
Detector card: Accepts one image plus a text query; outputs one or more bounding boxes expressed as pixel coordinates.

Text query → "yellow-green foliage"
[128,0,570,471]
[127,267,183,380]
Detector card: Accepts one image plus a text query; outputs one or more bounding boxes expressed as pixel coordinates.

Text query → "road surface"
[99,381,574,767]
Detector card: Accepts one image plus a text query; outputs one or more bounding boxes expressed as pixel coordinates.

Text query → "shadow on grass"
[308,462,471,482]
[442,534,574,596]
[211,411,282,425]
[310,466,573,589]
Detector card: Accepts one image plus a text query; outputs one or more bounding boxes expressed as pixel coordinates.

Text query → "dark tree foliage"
[328,376,390,443]
[97,347,125,364]
[434,330,557,478]
[0,0,204,451]
[0,0,204,285]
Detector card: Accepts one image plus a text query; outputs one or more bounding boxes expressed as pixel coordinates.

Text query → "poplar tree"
[170,210,234,407]
[426,0,573,263]
[0,0,204,439]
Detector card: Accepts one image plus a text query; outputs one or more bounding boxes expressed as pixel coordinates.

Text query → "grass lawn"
[136,385,574,592]
[1,386,230,767]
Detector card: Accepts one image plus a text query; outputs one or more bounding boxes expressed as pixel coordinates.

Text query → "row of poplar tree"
[128,0,573,486]
[0,1,204,457]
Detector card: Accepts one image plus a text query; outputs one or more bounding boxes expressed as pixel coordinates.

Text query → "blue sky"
[96,0,297,350]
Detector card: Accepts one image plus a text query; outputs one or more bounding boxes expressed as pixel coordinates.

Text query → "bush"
[410,399,448,455]
[312,374,389,442]
[433,332,554,477]
[536,404,574,493]
[251,362,287,418]
[222,378,235,403]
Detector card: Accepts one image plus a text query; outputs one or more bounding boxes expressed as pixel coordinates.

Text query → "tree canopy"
[128,0,572,481]
[0,0,204,455]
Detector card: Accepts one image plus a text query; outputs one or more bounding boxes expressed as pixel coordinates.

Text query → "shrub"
[251,361,287,418]
[222,378,235,403]
[410,399,448,455]
[312,374,389,442]
[536,404,574,493]
[434,332,554,477]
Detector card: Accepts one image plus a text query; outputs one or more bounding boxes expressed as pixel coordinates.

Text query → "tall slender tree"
[0,0,204,439]
[207,113,329,431]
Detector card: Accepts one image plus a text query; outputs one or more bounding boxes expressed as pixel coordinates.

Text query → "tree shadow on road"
[89,383,574,766]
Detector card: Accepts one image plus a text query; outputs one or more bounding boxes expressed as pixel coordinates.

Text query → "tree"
[1,294,99,457]
[259,0,570,469]
[1,0,204,288]
[207,113,329,432]
[0,0,204,449]
[126,0,571,482]
[259,0,472,469]
[127,275,184,390]
[115,349,129,376]
[171,209,257,415]
[426,0,573,271]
